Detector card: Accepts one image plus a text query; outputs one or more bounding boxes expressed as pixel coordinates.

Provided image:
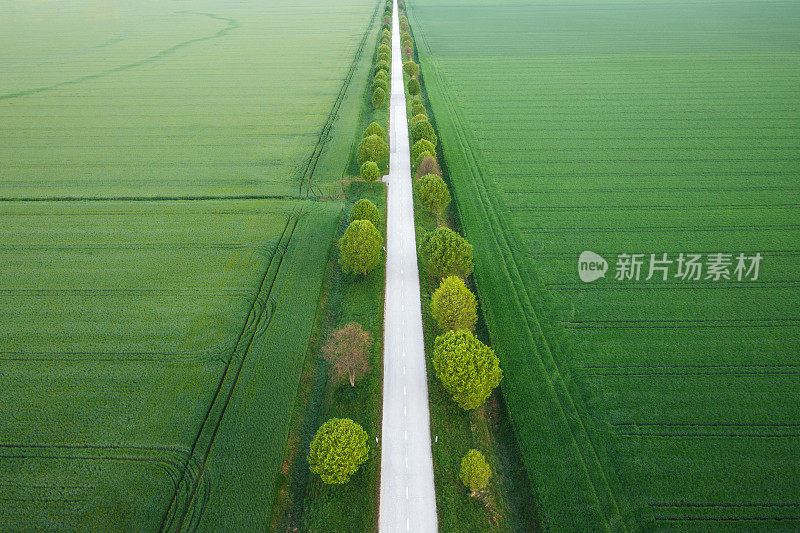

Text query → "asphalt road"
[378,1,438,531]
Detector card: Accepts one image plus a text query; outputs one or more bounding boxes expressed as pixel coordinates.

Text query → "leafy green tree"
[308,418,370,484]
[460,449,491,495]
[378,43,390,56]
[403,45,413,60]
[358,134,389,166]
[403,60,419,78]
[374,69,388,82]
[360,161,381,188]
[410,113,428,127]
[410,99,426,117]
[431,276,477,332]
[411,139,436,167]
[416,173,450,214]
[433,330,502,410]
[372,78,387,94]
[382,28,391,42]
[407,78,421,96]
[378,51,390,64]
[323,323,372,387]
[418,226,473,279]
[401,34,413,49]
[339,219,383,275]
[410,120,437,146]
[415,154,442,179]
[372,87,386,108]
[349,197,381,228]
[374,60,390,76]
[363,121,386,140]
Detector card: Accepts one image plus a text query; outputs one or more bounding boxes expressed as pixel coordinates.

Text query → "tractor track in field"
[0,195,296,203]
[0,12,238,102]
[159,212,300,533]
[296,0,381,199]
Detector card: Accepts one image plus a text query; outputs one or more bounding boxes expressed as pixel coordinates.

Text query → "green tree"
[358,134,389,166]
[410,113,428,127]
[407,78,421,96]
[372,87,386,108]
[403,45,413,60]
[382,28,391,42]
[378,51,390,63]
[431,276,477,332]
[403,60,419,78]
[460,449,491,495]
[363,121,386,140]
[411,139,436,167]
[410,99,426,117]
[374,60,390,76]
[401,34,413,49]
[339,219,383,275]
[308,418,369,484]
[323,322,372,387]
[415,154,442,179]
[360,161,381,188]
[418,226,473,279]
[374,69,388,82]
[433,330,502,410]
[349,197,381,228]
[410,120,437,146]
[378,43,390,56]
[372,78,387,94]
[416,173,450,214]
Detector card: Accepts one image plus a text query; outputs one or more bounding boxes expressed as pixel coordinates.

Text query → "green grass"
[272,183,387,532]
[0,0,382,529]
[409,0,800,530]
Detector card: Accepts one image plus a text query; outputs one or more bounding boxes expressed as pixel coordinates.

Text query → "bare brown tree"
[322,322,372,387]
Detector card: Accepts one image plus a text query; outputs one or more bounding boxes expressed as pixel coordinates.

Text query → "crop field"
[0,0,380,530]
[409,0,800,529]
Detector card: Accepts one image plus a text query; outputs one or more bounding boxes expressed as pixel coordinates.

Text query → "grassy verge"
[401,5,539,531]
[270,183,386,533]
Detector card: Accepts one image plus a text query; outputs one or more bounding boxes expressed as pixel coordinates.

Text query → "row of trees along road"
[307,0,394,487]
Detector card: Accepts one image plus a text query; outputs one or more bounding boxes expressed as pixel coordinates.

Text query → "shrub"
[415,154,442,179]
[378,51,390,64]
[410,120,437,146]
[401,34,413,49]
[378,43,390,56]
[382,29,391,42]
[460,450,491,495]
[418,226,473,279]
[372,87,386,108]
[403,60,419,78]
[374,60,390,76]
[339,220,382,275]
[411,139,436,167]
[372,78,388,94]
[431,276,477,332]
[411,100,426,117]
[400,15,410,30]
[374,69,388,82]
[416,173,450,214]
[323,323,372,387]
[403,45,413,59]
[308,418,369,484]
[360,161,381,188]
[433,330,502,410]
[349,197,381,228]
[358,134,389,166]
[407,78,421,96]
[363,121,386,140]
[410,113,428,127]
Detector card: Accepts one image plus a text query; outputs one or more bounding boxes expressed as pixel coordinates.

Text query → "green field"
[0,0,379,529]
[409,0,800,529]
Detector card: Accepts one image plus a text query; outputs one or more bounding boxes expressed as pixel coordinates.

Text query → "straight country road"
[378,0,438,531]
